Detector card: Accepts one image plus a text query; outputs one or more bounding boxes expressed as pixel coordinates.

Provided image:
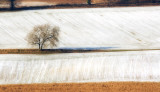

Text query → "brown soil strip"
[0,82,160,92]
[0,49,159,54]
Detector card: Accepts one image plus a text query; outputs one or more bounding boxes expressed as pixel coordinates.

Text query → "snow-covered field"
[0,6,160,84]
[0,6,160,49]
[0,50,160,84]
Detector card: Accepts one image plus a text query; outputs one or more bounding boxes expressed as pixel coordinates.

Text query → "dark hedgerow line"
[0,49,159,54]
[0,2,160,11]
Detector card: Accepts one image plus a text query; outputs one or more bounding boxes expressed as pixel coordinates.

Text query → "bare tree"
[26,24,60,50]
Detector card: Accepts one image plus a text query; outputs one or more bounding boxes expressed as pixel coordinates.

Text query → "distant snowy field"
[0,6,160,49]
[0,50,160,84]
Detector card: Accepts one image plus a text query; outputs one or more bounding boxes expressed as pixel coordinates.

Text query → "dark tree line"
[87,0,160,5]
[152,0,159,3]
[120,0,160,4]
[7,0,160,11]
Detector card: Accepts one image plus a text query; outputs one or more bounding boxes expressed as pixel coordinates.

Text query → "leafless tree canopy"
[27,24,60,50]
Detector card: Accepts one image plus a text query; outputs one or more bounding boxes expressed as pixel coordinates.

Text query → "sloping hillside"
[0,6,160,49]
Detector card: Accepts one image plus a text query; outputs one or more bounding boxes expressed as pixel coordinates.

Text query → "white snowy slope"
[0,6,160,49]
[0,50,160,84]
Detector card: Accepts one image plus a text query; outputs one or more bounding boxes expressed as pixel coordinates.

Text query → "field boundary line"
[0,48,159,54]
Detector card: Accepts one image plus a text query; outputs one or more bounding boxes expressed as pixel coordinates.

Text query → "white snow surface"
[0,6,160,84]
[0,6,160,49]
[0,50,160,84]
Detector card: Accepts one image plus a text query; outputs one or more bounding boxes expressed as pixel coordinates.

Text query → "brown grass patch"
[0,82,160,92]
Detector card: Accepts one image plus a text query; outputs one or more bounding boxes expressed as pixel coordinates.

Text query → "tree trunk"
[38,44,41,50]
[87,0,91,5]
[40,43,44,51]
[40,47,43,50]
[10,0,15,10]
